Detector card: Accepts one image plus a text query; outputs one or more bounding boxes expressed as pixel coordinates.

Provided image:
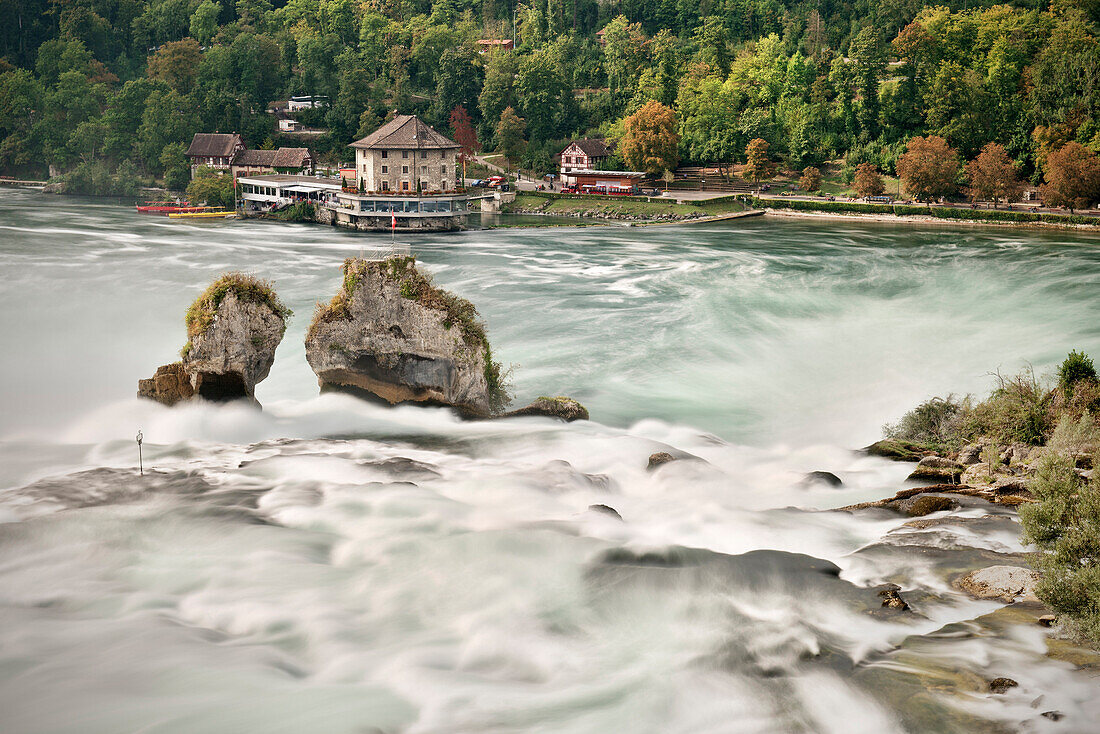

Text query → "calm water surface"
[1,187,1098,733]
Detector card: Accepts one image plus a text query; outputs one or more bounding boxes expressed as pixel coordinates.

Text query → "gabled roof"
[186,133,243,158]
[350,115,460,150]
[563,138,610,158]
[233,149,277,166]
[272,147,311,168]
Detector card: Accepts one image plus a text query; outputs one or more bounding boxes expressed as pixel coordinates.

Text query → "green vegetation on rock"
[309,256,512,412]
[182,272,290,356]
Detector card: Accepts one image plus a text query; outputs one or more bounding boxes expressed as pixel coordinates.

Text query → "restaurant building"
[325,115,468,231]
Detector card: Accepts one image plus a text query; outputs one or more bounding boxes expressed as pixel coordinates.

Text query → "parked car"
[470,179,487,188]
[560,186,576,194]
[641,188,660,196]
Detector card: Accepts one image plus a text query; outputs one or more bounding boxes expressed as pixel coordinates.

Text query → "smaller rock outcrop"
[954,566,1040,603]
[138,273,290,405]
[306,257,509,417]
[588,504,623,520]
[907,455,964,482]
[504,396,589,422]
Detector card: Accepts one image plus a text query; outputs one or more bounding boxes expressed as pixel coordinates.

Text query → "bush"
[883,395,967,449]
[962,367,1053,445]
[1048,412,1100,456]
[1019,455,1100,642]
[1059,350,1097,392]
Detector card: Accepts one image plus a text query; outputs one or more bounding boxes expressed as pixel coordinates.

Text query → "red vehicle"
[487,175,506,188]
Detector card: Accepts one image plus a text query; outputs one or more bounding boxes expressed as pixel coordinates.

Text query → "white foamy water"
[1,188,1099,733]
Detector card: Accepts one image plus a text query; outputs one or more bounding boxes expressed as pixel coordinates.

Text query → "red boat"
[136,202,207,214]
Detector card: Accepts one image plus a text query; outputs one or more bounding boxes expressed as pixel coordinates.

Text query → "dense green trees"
[0,0,1097,202]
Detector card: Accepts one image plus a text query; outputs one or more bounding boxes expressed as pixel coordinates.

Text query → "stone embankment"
[139,274,290,405]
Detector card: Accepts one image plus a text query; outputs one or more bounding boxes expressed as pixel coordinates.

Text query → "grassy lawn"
[504,193,747,219]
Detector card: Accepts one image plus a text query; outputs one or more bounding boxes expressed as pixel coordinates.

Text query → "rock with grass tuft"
[138,273,290,405]
[305,256,510,417]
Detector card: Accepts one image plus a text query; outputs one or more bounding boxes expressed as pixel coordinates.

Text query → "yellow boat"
[167,210,233,219]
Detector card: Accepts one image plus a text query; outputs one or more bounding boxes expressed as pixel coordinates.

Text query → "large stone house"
[559,138,611,174]
[185,133,245,176]
[348,114,461,194]
[324,115,468,231]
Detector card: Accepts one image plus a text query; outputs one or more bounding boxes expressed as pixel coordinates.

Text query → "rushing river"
[1,187,1099,733]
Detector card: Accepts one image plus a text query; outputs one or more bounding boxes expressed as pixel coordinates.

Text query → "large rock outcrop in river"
[305,256,510,417]
[138,274,290,405]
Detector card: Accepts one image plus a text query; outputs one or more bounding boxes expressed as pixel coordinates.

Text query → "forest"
[1,0,1098,199]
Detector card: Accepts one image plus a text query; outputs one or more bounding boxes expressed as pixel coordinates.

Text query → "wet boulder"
[647,452,676,470]
[138,274,290,405]
[504,396,589,422]
[305,257,509,417]
[907,455,964,482]
[887,494,959,517]
[954,566,1040,603]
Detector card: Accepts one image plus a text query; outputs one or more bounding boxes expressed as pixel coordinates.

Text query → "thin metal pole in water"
[136,429,143,476]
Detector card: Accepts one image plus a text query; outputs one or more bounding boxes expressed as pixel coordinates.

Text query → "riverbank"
[755,196,1100,230]
[500,191,749,223]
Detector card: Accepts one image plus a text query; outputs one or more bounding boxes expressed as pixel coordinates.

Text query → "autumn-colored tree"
[966,143,1023,208]
[896,135,961,202]
[620,100,679,177]
[852,162,885,197]
[449,105,479,163]
[742,138,776,185]
[147,38,201,95]
[495,106,526,163]
[799,166,822,192]
[1040,142,1100,213]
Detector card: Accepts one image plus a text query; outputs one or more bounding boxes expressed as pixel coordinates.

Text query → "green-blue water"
[1,187,1098,733]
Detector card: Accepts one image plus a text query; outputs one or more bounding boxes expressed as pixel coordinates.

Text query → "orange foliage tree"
[965,143,1023,207]
[896,135,961,202]
[743,138,776,184]
[1040,142,1100,213]
[852,162,885,197]
[620,100,679,177]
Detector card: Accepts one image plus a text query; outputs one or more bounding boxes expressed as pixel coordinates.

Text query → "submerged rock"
[139,274,290,405]
[802,470,843,487]
[988,677,1018,694]
[954,566,1040,603]
[588,504,623,520]
[877,583,911,611]
[305,257,509,417]
[504,396,589,422]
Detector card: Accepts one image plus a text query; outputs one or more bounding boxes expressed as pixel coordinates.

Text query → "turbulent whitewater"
[2,188,1099,733]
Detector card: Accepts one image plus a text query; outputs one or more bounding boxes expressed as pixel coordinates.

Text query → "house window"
[401,181,410,191]
[402,150,409,158]
[381,165,388,173]
[442,180,447,190]
[381,181,389,191]
[381,150,387,159]
[402,165,408,174]
[421,151,427,159]
[441,165,447,174]
[421,165,427,174]
[362,164,367,172]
